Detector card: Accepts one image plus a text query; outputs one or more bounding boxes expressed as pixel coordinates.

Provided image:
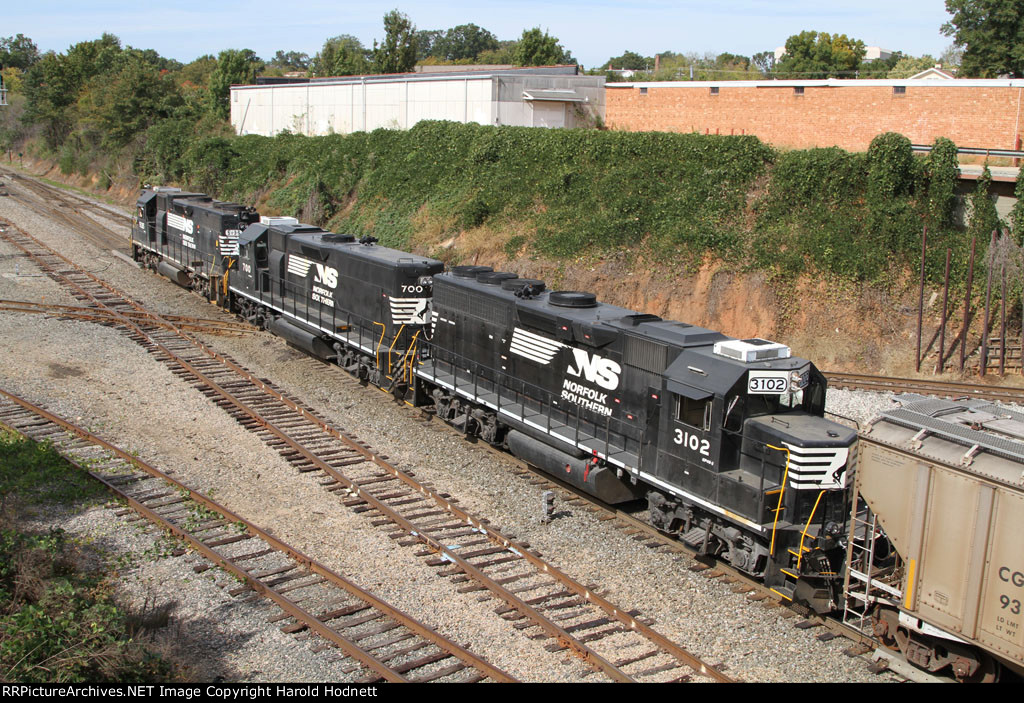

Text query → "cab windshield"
[723,377,826,432]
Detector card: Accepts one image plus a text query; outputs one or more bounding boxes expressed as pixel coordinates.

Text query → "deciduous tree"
[22,34,123,147]
[887,54,939,78]
[373,10,417,74]
[513,28,573,66]
[604,50,649,71]
[270,50,310,71]
[751,51,775,75]
[775,30,865,78]
[432,24,499,62]
[78,52,180,147]
[207,49,263,120]
[942,0,1024,77]
[0,34,39,70]
[311,36,370,76]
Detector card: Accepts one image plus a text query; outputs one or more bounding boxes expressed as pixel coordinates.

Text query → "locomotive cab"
[227,217,443,385]
[649,340,856,612]
[134,189,163,246]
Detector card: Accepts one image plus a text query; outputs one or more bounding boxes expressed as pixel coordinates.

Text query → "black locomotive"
[133,187,258,300]
[134,187,856,613]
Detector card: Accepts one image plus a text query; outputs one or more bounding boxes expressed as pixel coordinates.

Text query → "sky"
[6,1,957,69]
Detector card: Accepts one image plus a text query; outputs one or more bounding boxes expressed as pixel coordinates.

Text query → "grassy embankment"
[0,430,173,682]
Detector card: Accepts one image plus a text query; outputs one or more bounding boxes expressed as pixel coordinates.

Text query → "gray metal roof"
[879,394,1024,463]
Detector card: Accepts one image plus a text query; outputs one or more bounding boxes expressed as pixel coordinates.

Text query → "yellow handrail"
[385,324,407,379]
[766,444,790,557]
[222,257,235,297]
[404,331,421,385]
[796,490,826,569]
[372,321,386,372]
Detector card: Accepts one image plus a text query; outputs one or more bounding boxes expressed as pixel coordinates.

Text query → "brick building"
[605,79,1024,152]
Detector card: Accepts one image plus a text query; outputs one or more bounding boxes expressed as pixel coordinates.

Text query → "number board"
[748,370,789,395]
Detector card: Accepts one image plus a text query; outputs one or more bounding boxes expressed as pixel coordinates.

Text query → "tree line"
[0,0,1020,183]
[272,13,573,78]
[0,11,577,188]
[601,0,1021,81]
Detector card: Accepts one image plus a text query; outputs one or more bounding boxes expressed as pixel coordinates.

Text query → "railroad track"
[824,370,1024,405]
[0,166,134,226]
[0,167,132,252]
[0,220,731,682]
[406,401,884,656]
[0,299,259,335]
[0,388,514,683]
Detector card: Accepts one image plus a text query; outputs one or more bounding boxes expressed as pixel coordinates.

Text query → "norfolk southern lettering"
[561,379,612,416]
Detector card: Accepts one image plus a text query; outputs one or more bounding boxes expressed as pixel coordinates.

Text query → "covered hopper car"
[845,394,1024,681]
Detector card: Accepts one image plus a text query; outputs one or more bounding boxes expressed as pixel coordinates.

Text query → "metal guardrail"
[911,144,1024,159]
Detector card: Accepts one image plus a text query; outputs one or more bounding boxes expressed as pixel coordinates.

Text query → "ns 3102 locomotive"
[133,187,856,614]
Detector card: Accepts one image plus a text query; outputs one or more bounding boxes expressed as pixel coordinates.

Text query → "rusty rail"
[0,387,514,683]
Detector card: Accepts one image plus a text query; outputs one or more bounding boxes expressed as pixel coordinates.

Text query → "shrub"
[867,131,914,200]
[926,137,959,229]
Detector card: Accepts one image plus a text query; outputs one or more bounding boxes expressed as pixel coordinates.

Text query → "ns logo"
[314,264,338,288]
[567,349,621,391]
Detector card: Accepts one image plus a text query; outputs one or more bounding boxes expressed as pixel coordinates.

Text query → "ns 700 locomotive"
[133,188,856,613]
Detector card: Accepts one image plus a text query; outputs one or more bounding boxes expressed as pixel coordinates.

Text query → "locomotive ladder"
[842,508,900,638]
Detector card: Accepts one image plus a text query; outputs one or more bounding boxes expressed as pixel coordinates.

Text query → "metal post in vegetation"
[937,249,950,374]
[960,236,976,373]
[981,230,996,377]
[1000,264,1007,376]
[917,226,927,373]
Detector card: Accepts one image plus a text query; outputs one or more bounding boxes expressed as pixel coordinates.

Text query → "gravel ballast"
[0,179,901,682]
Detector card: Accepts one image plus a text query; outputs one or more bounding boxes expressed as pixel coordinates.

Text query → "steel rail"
[2,168,133,226]
[0,299,258,335]
[0,387,515,684]
[1,218,730,682]
[175,342,725,680]
[824,370,1024,404]
[0,220,159,318]
[12,187,129,251]
[463,434,881,658]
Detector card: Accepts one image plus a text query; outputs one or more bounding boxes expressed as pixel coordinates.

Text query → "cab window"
[675,394,711,431]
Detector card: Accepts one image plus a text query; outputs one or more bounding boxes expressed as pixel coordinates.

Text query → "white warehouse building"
[230,66,605,136]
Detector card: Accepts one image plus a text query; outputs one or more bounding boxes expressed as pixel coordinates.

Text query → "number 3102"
[674,429,710,457]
